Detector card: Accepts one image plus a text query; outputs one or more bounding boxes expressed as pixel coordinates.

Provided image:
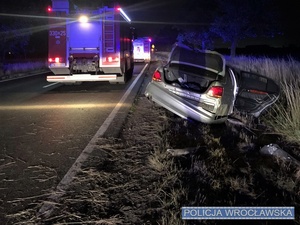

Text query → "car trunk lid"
[168,44,226,76]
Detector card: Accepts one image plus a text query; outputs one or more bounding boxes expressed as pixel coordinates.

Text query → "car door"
[233,69,280,117]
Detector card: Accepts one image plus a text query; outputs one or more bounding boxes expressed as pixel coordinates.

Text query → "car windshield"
[169,45,225,76]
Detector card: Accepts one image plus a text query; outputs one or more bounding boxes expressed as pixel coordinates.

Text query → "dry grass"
[147,123,187,224]
[268,78,300,143]
[165,115,300,224]
[226,55,300,83]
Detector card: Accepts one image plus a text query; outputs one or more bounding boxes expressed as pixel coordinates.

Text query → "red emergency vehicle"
[47,0,134,84]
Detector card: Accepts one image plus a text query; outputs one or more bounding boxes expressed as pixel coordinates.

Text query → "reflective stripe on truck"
[47,74,117,82]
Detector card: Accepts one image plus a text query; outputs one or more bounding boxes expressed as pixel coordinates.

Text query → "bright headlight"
[79,15,88,23]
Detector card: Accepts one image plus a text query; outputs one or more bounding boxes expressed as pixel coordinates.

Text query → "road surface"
[0,63,148,221]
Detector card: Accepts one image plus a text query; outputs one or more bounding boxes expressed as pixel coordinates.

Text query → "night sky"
[1,0,300,49]
[125,0,300,47]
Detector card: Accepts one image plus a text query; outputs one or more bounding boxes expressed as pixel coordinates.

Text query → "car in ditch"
[144,43,280,124]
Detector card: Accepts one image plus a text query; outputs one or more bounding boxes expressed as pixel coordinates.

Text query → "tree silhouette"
[0,0,51,60]
[175,0,217,50]
[210,0,277,57]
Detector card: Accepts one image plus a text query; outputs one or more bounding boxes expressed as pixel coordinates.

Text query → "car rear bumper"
[145,82,228,124]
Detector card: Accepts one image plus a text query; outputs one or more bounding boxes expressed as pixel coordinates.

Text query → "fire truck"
[47,0,134,84]
[133,37,152,62]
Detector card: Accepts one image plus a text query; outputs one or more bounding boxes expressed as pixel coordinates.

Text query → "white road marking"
[37,64,149,218]
[43,82,59,88]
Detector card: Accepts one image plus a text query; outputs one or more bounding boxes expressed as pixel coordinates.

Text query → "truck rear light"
[49,57,61,63]
[152,70,162,82]
[105,56,119,63]
[207,86,223,98]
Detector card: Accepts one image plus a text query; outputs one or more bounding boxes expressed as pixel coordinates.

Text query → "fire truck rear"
[47,0,134,84]
[133,37,152,62]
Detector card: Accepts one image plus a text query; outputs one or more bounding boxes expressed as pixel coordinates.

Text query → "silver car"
[145,43,280,124]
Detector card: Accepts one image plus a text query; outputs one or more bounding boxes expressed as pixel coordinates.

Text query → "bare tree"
[175,0,217,50]
[210,0,277,57]
[177,31,214,50]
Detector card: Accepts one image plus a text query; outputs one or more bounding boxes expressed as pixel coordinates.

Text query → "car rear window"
[169,46,224,75]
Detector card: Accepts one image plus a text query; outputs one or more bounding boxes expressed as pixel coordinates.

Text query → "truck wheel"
[125,59,134,82]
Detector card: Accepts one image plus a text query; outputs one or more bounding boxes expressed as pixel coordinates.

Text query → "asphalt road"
[0,63,148,221]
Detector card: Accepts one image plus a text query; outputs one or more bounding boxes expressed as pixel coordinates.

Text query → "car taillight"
[207,86,223,98]
[152,70,162,82]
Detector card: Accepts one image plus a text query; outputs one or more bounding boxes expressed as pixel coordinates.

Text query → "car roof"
[168,43,226,76]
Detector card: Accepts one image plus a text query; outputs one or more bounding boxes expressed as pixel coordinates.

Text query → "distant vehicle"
[47,0,134,84]
[133,37,152,62]
[145,43,280,124]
